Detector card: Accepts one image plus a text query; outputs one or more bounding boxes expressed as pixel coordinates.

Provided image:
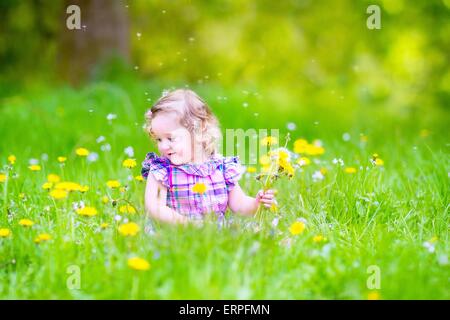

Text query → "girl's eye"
[156,138,161,142]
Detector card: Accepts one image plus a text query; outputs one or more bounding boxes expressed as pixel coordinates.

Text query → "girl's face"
[151,112,195,165]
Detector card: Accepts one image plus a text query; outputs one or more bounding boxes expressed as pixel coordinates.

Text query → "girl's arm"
[228,183,275,216]
[144,173,188,224]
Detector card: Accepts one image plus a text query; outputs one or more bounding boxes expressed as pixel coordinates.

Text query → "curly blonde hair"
[144,89,222,157]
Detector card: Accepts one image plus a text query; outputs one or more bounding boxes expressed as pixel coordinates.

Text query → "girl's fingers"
[257,190,276,204]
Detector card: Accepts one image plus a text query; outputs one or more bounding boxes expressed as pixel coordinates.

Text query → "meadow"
[0,80,448,299]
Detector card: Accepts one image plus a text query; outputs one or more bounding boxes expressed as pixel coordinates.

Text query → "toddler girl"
[141,89,276,224]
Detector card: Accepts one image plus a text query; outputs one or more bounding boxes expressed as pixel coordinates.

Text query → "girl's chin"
[168,155,188,165]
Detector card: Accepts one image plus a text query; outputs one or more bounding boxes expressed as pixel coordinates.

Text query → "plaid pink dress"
[141,152,243,219]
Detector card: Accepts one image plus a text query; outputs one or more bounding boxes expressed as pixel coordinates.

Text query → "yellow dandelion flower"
[47,174,60,183]
[289,221,305,236]
[122,159,137,169]
[247,166,257,173]
[54,181,82,192]
[279,159,295,178]
[0,228,12,238]
[28,165,41,171]
[118,222,140,236]
[119,205,136,214]
[106,180,121,189]
[135,175,144,182]
[76,206,98,217]
[305,144,325,156]
[344,167,357,174]
[270,149,290,163]
[49,189,68,200]
[270,203,278,213]
[100,222,109,229]
[371,154,384,166]
[297,157,311,166]
[119,186,127,193]
[261,165,271,173]
[42,182,53,190]
[0,174,6,183]
[259,155,271,166]
[79,185,89,193]
[57,156,67,163]
[128,257,150,271]
[313,235,326,243]
[367,291,381,300]
[34,233,51,244]
[293,139,308,154]
[375,158,384,166]
[8,155,16,165]
[75,148,89,157]
[260,136,278,147]
[19,219,34,227]
[101,196,110,204]
[19,193,26,199]
[278,150,290,160]
[320,168,328,175]
[192,182,207,194]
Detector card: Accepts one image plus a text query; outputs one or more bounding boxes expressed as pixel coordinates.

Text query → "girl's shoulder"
[141,152,171,186]
[141,152,170,170]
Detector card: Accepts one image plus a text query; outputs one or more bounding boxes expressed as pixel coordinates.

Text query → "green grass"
[0,81,448,299]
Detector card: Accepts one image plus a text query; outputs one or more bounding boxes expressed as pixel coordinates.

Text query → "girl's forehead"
[151,113,186,135]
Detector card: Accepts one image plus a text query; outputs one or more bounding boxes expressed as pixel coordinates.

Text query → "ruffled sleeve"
[141,152,170,188]
[222,156,243,191]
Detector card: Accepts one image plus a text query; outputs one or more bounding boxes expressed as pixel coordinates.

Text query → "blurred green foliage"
[0,0,449,119]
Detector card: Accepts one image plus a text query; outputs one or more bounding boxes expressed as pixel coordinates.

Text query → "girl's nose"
[160,141,170,150]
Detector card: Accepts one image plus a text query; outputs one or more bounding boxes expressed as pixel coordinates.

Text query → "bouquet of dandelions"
[255,133,295,224]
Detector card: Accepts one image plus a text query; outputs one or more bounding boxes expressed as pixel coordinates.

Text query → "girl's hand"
[256,189,277,208]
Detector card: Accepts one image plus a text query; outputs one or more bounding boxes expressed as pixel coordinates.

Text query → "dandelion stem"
[255,133,290,224]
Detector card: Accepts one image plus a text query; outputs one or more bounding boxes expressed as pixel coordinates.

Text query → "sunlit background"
[0,0,449,300]
[1,0,449,121]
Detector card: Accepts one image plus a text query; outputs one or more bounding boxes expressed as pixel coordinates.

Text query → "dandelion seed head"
[87,152,99,162]
[124,146,134,157]
[101,144,111,152]
[287,122,296,131]
[106,113,117,121]
[342,133,351,141]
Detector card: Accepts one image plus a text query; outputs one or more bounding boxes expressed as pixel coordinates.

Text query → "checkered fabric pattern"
[141,152,243,218]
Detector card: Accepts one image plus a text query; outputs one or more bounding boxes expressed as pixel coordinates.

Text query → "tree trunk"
[58,0,129,84]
